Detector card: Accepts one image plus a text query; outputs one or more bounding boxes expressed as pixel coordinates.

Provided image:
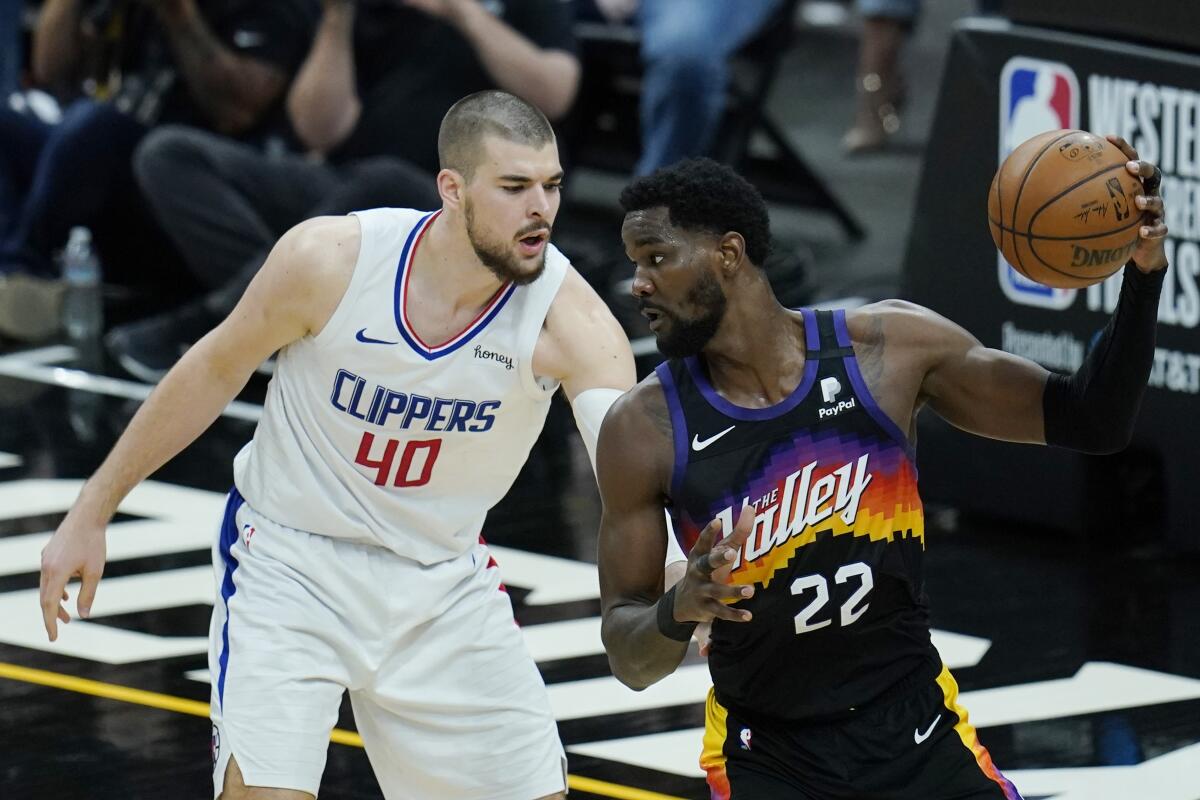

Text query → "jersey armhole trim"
[834,309,917,460]
[518,257,570,400]
[655,363,689,503]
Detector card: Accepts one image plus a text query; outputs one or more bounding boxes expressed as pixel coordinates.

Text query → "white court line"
[955,662,1200,728]
[1005,741,1200,800]
[571,729,704,778]
[630,337,658,357]
[0,568,212,664]
[546,628,991,723]
[1,344,75,365]
[486,545,600,605]
[0,479,225,577]
[930,628,990,669]
[0,345,262,422]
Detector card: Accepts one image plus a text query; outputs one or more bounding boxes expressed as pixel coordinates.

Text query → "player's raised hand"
[39,513,107,641]
[1106,135,1169,272]
[671,506,756,625]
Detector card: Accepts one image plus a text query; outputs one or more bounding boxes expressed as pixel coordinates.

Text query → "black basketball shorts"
[700,660,1023,800]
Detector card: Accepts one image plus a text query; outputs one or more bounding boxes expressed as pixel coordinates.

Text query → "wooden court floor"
[1,344,1198,799]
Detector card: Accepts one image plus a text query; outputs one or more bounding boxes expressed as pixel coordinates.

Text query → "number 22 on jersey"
[791,561,874,634]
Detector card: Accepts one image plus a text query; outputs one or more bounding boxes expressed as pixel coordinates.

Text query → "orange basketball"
[988,129,1144,288]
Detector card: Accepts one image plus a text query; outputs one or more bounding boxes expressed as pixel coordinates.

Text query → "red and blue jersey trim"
[393,210,517,361]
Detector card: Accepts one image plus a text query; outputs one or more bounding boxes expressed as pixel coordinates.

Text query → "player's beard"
[464,197,547,286]
[651,270,728,358]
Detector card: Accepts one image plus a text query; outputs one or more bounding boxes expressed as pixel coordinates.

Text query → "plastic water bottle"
[61,227,104,441]
[62,226,103,343]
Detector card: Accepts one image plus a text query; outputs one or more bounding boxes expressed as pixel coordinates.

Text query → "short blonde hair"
[437,90,555,180]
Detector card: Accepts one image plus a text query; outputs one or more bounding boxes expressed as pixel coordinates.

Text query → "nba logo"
[739,727,752,750]
[997,57,1081,309]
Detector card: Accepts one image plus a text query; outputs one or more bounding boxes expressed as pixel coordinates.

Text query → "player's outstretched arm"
[597,383,754,690]
[596,385,689,689]
[38,215,360,642]
[912,138,1167,451]
[1040,137,1168,452]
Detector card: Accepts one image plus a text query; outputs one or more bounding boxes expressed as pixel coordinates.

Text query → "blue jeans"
[0,0,19,98]
[856,0,919,19]
[855,1,1001,22]
[0,102,47,241]
[636,0,785,175]
[0,99,148,277]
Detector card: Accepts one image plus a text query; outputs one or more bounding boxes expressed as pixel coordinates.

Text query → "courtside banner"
[903,18,1200,550]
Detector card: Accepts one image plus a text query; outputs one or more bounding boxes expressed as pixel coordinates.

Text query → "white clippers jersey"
[233,208,567,564]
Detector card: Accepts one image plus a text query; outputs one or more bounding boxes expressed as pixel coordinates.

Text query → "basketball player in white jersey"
[38,91,638,800]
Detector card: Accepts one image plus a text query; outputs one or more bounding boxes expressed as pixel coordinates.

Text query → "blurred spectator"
[1,0,20,98]
[843,0,1003,153]
[0,0,28,238]
[105,0,579,382]
[576,0,785,175]
[842,0,913,154]
[0,0,318,340]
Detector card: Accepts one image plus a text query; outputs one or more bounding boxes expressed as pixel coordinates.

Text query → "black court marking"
[0,510,140,539]
[0,662,695,800]
[0,549,213,594]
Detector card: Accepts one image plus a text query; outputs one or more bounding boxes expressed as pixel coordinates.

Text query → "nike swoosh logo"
[914,713,942,744]
[356,328,399,345]
[691,425,735,451]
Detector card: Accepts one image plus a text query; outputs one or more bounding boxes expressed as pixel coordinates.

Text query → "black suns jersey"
[658,308,937,723]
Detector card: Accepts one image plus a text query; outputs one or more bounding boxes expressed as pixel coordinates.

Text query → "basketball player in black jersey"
[596,143,1167,799]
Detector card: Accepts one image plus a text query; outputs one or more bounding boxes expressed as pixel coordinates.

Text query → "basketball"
[988,130,1144,288]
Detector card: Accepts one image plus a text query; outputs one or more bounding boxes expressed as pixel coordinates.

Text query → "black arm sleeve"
[1042,263,1165,454]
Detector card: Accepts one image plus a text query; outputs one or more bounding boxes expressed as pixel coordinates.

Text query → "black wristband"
[656,585,699,642]
[1120,259,1167,295]
[1043,261,1165,454]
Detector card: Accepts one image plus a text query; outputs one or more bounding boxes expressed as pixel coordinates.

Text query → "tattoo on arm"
[856,315,886,387]
[644,389,673,441]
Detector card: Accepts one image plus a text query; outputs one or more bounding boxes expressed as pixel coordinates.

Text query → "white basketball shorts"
[208,487,566,799]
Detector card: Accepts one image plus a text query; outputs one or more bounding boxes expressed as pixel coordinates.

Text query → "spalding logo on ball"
[988,129,1143,289]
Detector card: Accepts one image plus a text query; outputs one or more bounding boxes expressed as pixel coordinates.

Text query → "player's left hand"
[1107,135,1169,273]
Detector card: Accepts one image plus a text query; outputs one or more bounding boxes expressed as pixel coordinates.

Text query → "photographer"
[0,0,317,341]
